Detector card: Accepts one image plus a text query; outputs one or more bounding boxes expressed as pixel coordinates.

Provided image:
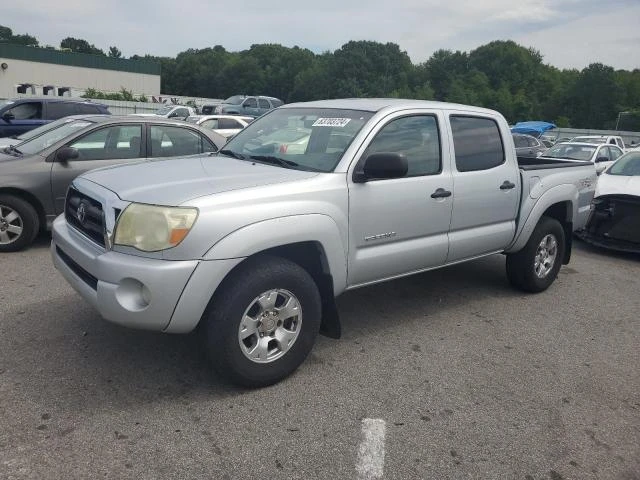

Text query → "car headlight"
[114,203,198,252]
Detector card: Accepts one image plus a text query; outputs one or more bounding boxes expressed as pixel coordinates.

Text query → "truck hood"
[595,173,640,198]
[80,155,319,205]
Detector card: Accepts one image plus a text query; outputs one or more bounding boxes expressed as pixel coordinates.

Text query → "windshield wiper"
[248,155,300,169]
[3,145,22,155]
[218,149,246,160]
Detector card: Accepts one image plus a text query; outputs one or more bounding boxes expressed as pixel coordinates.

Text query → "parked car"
[185,115,254,138]
[214,95,283,117]
[540,141,624,174]
[0,116,226,251]
[512,133,547,158]
[571,135,626,151]
[130,105,196,120]
[576,151,640,253]
[51,98,596,387]
[0,97,110,138]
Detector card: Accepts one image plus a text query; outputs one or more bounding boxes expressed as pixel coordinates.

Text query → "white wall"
[0,57,160,99]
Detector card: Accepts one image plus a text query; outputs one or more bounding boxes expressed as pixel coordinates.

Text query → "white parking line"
[356,418,386,479]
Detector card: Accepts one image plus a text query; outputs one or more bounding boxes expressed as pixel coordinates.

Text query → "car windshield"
[155,105,174,115]
[0,100,14,109]
[14,120,95,155]
[223,95,246,105]
[573,136,605,144]
[607,151,640,176]
[221,108,374,172]
[15,116,79,141]
[543,143,596,161]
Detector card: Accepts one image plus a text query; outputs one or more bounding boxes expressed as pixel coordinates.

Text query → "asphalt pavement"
[1,236,639,480]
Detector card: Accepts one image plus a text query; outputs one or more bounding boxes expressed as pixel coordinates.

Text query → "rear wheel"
[506,216,565,293]
[0,195,39,252]
[203,255,321,388]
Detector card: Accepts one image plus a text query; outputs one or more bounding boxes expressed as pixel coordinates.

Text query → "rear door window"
[450,116,505,172]
[47,102,78,120]
[218,118,242,129]
[258,98,271,109]
[76,103,102,115]
[149,125,215,157]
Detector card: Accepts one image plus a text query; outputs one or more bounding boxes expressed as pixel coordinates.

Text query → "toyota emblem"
[77,202,87,224]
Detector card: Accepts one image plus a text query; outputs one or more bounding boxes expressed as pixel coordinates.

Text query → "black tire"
[506,216,565,293]
[203,255,322,388]
[0,195,39,253]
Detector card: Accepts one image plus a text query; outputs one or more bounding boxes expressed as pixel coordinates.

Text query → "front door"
[0,101,45,137]
[51,124,144,214]
[348,112,453,287]
[447,114,519,263]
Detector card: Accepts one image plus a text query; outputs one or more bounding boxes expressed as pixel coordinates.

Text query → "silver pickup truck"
[51,99,596,387]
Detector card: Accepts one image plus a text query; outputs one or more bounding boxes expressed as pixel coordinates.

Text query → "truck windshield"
[221,108,373,172]
[223,96,246,105]
[13,120,95,155]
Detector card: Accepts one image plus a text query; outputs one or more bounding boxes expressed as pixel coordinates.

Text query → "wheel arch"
[204,241,341,339]
[507,184,576,264]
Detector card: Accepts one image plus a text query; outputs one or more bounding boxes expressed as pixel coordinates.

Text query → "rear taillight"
[279,144,288,153]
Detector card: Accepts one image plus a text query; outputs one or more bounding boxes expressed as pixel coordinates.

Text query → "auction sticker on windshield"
[312,118,352,127]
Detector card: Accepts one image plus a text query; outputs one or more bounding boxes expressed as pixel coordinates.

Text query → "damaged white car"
[577,151,640,253]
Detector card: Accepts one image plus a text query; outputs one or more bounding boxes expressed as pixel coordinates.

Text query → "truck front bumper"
[51,215,242,333]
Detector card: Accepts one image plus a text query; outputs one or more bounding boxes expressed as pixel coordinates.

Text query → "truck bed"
[517,156,593,170]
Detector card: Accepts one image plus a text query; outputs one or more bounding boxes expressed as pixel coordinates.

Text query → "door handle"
[430,188,452,199]
[500,180,516,190]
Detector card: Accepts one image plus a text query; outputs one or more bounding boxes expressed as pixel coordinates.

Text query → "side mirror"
[56,146,79,164]
[353,152,408,183]
[2,112,15,122]
[595,156,609,163]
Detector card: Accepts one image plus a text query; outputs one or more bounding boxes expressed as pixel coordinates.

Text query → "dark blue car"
[0,97,110,138]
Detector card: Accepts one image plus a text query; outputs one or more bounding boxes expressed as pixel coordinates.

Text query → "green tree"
[569,63,622,128]
[60,37,104,55]
[108,46,122,58]
[0,25,38,46]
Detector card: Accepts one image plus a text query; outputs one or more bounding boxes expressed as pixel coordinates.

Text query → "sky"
[2,0,639,70]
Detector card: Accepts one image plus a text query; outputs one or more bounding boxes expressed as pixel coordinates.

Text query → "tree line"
[2,24,639,130]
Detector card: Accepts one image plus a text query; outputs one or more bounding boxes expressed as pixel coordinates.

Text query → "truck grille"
[65,188,105,247]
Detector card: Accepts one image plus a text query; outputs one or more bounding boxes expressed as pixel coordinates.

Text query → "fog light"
[115,278,151,312]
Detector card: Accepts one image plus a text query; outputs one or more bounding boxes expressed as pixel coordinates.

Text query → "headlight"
[114,203,198,252]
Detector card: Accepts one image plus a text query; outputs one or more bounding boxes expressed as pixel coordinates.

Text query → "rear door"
[446,114,519,263]
[50,123,145,213]
[348,111,453,287]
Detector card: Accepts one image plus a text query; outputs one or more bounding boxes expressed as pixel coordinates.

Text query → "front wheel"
[506,216,565,293]
[203,255,322,388]
[0,195,39,252]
